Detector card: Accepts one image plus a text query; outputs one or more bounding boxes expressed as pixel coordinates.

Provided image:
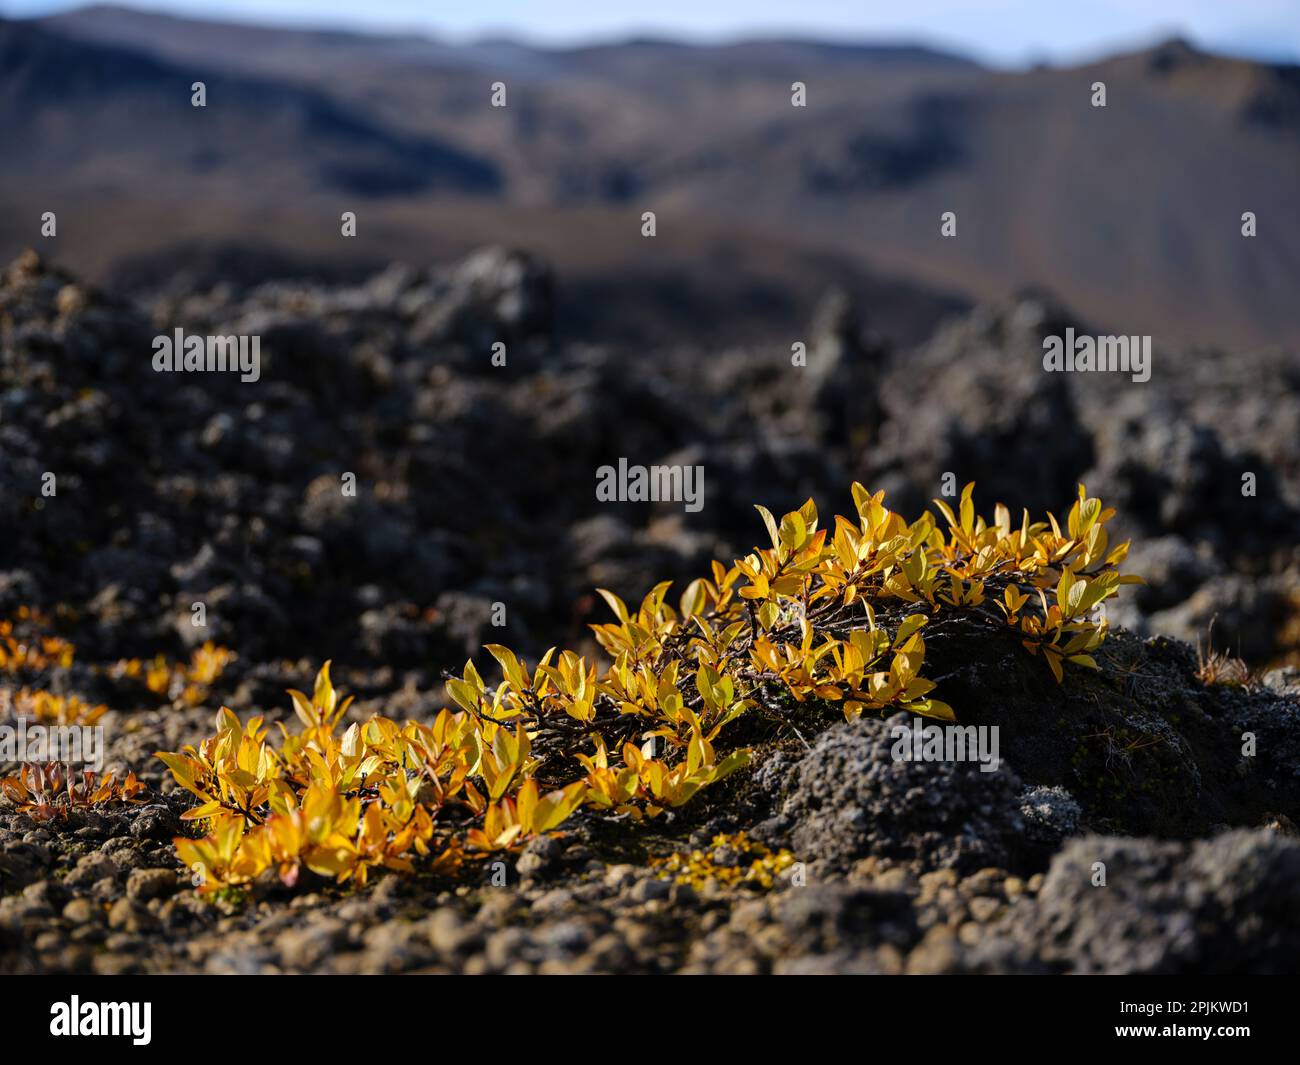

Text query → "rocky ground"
[1,248,1298,974]
[3,650,1298,974]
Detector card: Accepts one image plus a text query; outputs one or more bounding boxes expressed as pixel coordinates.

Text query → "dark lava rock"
[972,829,1300,973]
[1018,785,1083,849]
[916,626,1300,837]
[869,293,1095,519]
[760,711,1027,873]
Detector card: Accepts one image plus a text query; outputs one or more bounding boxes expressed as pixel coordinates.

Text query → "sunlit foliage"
[0,763,145,822]
[112,641,236,706]
[652,831,796,890]
[0,608,75,674]
[159,482,1138,894]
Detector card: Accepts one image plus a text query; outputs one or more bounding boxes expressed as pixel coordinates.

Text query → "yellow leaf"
[754,505,781,551]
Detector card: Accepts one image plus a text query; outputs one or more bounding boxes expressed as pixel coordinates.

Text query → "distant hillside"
[0,17,501,200]
[5,6,1300,349]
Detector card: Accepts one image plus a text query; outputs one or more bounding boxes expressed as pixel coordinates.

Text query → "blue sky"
[4,0,1299,66]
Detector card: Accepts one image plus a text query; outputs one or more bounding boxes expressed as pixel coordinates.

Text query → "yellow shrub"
[160,481,1139,894]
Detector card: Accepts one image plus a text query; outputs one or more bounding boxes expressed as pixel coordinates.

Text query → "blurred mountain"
[0,17,500,201]
[4,5,1299,348]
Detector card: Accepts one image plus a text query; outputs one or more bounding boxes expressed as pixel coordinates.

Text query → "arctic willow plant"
[158,482,1138,894]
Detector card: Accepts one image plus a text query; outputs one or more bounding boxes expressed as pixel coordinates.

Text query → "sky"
[3,0,1299,66]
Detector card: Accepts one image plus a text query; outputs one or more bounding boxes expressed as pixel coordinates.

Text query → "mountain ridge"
[5,5,1299,349]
